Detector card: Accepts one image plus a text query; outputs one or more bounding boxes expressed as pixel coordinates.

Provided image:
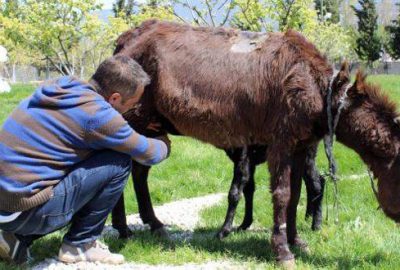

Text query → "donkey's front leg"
[268,151,294,266]
[112,194,134,239]
[132,160,168,238]
[287,150,309,253]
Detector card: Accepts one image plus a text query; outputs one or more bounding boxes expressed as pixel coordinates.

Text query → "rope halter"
[323,68,352,223]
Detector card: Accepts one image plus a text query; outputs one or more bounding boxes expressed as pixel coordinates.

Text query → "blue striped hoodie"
[0,76,169,212]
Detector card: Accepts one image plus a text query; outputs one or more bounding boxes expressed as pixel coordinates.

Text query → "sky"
[98,0,114,10]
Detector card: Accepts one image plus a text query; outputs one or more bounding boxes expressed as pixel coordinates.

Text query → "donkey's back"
[117,20,331,148]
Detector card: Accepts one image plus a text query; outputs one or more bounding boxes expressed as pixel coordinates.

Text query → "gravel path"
[32,193,230,270]
[33,260,243,270]
[31,173,369,269]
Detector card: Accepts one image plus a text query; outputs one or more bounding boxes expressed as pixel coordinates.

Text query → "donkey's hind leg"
[303,143,325,231]
[216,146,250,240]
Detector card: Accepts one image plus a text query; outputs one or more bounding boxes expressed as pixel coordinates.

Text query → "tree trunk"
[12,63,16,83]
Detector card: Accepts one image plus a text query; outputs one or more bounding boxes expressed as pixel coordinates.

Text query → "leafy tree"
[1,0,104,75]
[229,0,318,32]
[131,0,175,26]
[352,0,382,66]
[0,0,39,81]
[314,0,342,23]
[341,0,357,26]
[2,0,20,16]
[229,0,356,61]
[171,0,236,26]
[386,4,400,60]
[113,0,136,18]
[307,22,358,62]
[272,0,317,31]
[230,0,269,31]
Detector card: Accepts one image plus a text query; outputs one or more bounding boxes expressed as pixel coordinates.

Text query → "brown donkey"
[113,20,400,266]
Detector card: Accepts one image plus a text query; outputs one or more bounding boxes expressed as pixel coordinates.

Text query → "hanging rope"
[367,170,381,210]
[323,70,352,224]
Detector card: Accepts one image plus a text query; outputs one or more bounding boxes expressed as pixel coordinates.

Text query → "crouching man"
[0,55,170,265]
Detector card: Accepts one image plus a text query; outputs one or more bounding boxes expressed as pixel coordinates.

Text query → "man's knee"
[83,150,132,183]
[93,149,131,167]
[105,151,132,178]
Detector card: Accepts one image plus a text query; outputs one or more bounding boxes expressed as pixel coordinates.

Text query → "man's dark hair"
[91,55,150,99]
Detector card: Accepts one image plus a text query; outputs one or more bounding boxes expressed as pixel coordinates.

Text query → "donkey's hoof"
[291,237,310,254]
[311,219,322,231]
[216,229,231,240]
[152,227,171,240]
[117,227,134,239]
[237,223,251,231]
[311,223,321,231]
[278,258,296,270]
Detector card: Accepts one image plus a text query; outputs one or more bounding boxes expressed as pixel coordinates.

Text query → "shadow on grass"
[105,226,389,268]
[6,226,388,269]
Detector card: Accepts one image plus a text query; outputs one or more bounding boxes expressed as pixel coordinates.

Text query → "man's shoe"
[0,231,30,264]
[58,240,125,264]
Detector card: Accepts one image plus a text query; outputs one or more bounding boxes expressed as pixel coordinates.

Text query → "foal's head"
[332,63,400,222]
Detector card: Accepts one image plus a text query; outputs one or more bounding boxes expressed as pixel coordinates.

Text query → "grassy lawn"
[0,75,399,269]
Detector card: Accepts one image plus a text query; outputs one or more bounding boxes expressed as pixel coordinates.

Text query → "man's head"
[90,55,150,114]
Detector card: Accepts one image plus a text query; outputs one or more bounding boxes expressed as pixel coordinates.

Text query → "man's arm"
[85,105,170,166]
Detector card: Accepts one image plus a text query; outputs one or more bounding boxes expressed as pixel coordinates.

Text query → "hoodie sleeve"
[84,103,169,166]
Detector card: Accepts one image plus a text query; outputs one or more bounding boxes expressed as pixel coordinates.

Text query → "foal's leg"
[216,146,250,239]
[303,144,325,230]
[131,160,168,237]
[237,162,256,231]
[238,145,267,231]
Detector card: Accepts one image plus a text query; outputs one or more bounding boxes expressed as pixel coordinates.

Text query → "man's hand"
[146,122,162,132]
[155,135,171,157]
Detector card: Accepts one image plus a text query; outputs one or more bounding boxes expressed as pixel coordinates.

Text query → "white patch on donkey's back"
[230,31,268,53]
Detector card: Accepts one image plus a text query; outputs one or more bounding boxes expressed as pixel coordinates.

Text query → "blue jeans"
[0,150,131,246]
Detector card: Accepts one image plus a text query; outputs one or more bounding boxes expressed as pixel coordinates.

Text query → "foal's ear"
[353,69,368,95]
[332,61,350,93]
[337,61,350,84]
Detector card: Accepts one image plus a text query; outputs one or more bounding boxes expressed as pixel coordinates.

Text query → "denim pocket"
[36,209,74,235]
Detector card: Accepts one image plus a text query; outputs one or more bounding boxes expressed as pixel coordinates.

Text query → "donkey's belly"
[158,108,273,149]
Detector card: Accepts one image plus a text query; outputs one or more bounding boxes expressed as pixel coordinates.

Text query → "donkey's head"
[332,63,400,222]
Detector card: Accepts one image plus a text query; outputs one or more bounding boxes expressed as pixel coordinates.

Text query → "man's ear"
[108,92,122,106]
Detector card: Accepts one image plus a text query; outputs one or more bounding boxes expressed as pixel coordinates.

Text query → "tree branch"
[281,0,296,29]
[220,0,235,26]
[205,0,216,26]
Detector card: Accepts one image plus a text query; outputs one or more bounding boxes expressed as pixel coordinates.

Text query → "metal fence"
[1,61,400,84]
[1,65,60,84]
[334,61,400,75]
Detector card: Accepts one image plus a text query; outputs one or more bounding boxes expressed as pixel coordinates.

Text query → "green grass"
[0,76,400,269]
